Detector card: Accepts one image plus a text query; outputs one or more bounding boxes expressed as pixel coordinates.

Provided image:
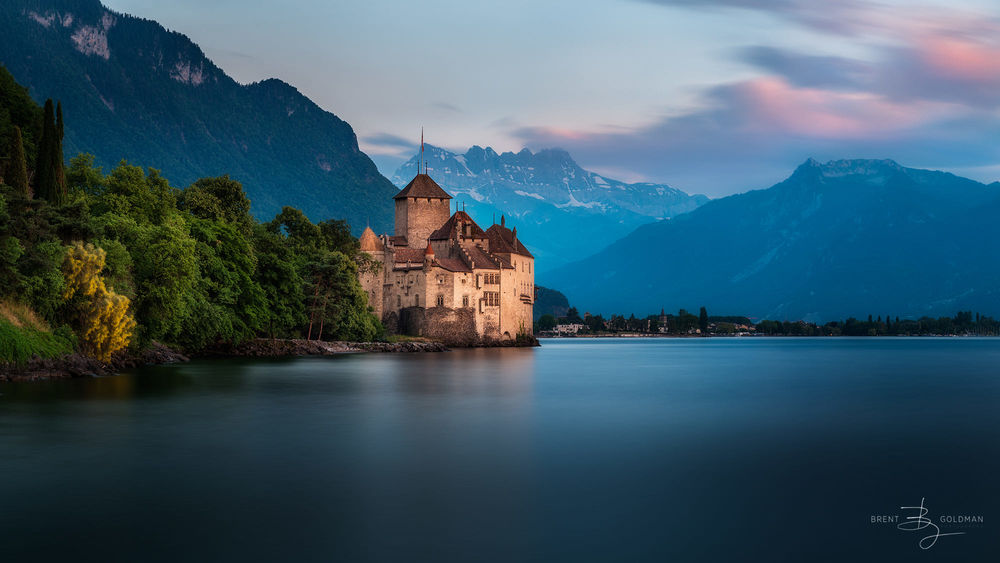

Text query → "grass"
[0,301,76,366]
[0,300,48,331]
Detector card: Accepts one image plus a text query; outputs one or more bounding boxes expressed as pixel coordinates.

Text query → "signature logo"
[896,498,965,550]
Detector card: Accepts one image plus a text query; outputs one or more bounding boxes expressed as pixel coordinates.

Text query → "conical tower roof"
[394,173,452,200]
[359,226,382,252]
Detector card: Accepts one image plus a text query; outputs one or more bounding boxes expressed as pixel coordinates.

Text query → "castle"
[358,172,535,344]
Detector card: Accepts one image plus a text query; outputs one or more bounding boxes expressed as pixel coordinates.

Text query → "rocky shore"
[1,336,541,383]
[204,338,450,357]
[0,338,450,382]
[0,342,190,382]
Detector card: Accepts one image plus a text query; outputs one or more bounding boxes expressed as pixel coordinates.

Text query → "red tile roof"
[464,245,502,270]
[485,224,534,258]
[393,174,453,200]
[393,248,426,263]
[429,211,487,241]
[435,258,471,273]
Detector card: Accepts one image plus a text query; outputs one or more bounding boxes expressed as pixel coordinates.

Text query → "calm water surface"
[1,338,999,562]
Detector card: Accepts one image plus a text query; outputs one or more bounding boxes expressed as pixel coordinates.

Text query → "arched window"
[436,294,444,307]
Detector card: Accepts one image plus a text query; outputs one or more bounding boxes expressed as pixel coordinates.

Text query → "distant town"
[536,308,1000,337]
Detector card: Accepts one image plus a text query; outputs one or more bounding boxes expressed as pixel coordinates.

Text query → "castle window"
[415,294,420,307]
[436,294,444,307]
[397,295,401,307]
[463,295,469,307]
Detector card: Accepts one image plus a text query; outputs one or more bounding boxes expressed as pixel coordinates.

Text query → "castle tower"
[423,242,435,270]
[358,226,385,319]
[393,173,452,249]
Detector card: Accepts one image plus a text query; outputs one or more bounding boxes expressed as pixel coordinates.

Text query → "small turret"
[359,226,382,252]
[424,242,435,269]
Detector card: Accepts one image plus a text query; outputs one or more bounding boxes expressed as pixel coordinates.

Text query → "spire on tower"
[420,127,424,174]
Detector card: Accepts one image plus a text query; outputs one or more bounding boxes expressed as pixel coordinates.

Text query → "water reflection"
[1,340,999,562]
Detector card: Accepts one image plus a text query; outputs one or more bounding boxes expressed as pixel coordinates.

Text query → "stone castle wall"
[396,198,450,248]
[366,182,534,346]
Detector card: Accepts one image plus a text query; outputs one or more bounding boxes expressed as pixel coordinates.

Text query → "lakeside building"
[358,172,535,344]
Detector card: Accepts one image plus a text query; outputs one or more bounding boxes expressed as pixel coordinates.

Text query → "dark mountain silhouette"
[543,158,1000,321]
[0,0,396,231]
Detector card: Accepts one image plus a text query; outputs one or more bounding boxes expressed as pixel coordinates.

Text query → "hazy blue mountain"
[533,286,570,321]
[0,0,397,231]
[543,158,1000,321]
[391,144,708,269]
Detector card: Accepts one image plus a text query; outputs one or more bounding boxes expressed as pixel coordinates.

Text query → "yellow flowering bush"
[62,242,136,362]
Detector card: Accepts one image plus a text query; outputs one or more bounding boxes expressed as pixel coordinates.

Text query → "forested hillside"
[0,0,397,231]
[1,72,382,366]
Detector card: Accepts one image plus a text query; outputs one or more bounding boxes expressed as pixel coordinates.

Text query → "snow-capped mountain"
[391,144,708,269]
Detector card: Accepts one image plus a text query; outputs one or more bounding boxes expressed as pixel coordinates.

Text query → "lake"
[1,338,998,561]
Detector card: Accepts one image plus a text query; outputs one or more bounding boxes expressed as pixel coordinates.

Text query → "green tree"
[252,224,306,338]
[538,314,557,331]
[66,153,106,195]
[0,194,24,289]
[5,126,30,196]
[699,306,708,333]
[179,175,254,234]
[96,163,177,225]
[55,101,64,141]
[306,251,381,341]
[34,99,55,202]
[32,99,66,205]
[268,206,323,252]
[318,218,357,255]
[178,217,267,348]
[126,219,199,344]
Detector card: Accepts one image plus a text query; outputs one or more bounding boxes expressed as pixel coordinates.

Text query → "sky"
[102,0,1000,197]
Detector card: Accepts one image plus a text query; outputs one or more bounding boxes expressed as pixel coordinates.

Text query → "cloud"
[361,132,418,154]
[513,76,1000,196]
[738,46,872,91]
[639,0,874,36]
[431,101,461,113]
[509,0,1000,194]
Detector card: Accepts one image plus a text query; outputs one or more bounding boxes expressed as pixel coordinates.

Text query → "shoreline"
[0,336,539,383]
[539,333,993,339]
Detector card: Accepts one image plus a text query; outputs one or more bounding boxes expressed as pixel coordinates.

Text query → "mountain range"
[391,144,707,268]
[0,0,397,231]
[543,158,1000,321]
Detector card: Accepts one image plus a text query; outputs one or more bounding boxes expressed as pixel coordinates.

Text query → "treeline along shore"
[536,306,1000,337]
[1,66,461,379]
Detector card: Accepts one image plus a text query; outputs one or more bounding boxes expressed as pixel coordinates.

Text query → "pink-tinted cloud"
[916,35,1000,82]
[513,73,1000,196]
[732,77,931,138]
[516,0,1000,195]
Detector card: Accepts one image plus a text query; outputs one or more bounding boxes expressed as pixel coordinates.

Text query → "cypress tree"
[33,99,67,204]
[5,126,30,196]
[34,99,55,202]
[56,101,64,141]
[52,101,66,204]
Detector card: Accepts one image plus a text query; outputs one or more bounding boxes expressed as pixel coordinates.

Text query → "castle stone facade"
[359,173,535,344]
